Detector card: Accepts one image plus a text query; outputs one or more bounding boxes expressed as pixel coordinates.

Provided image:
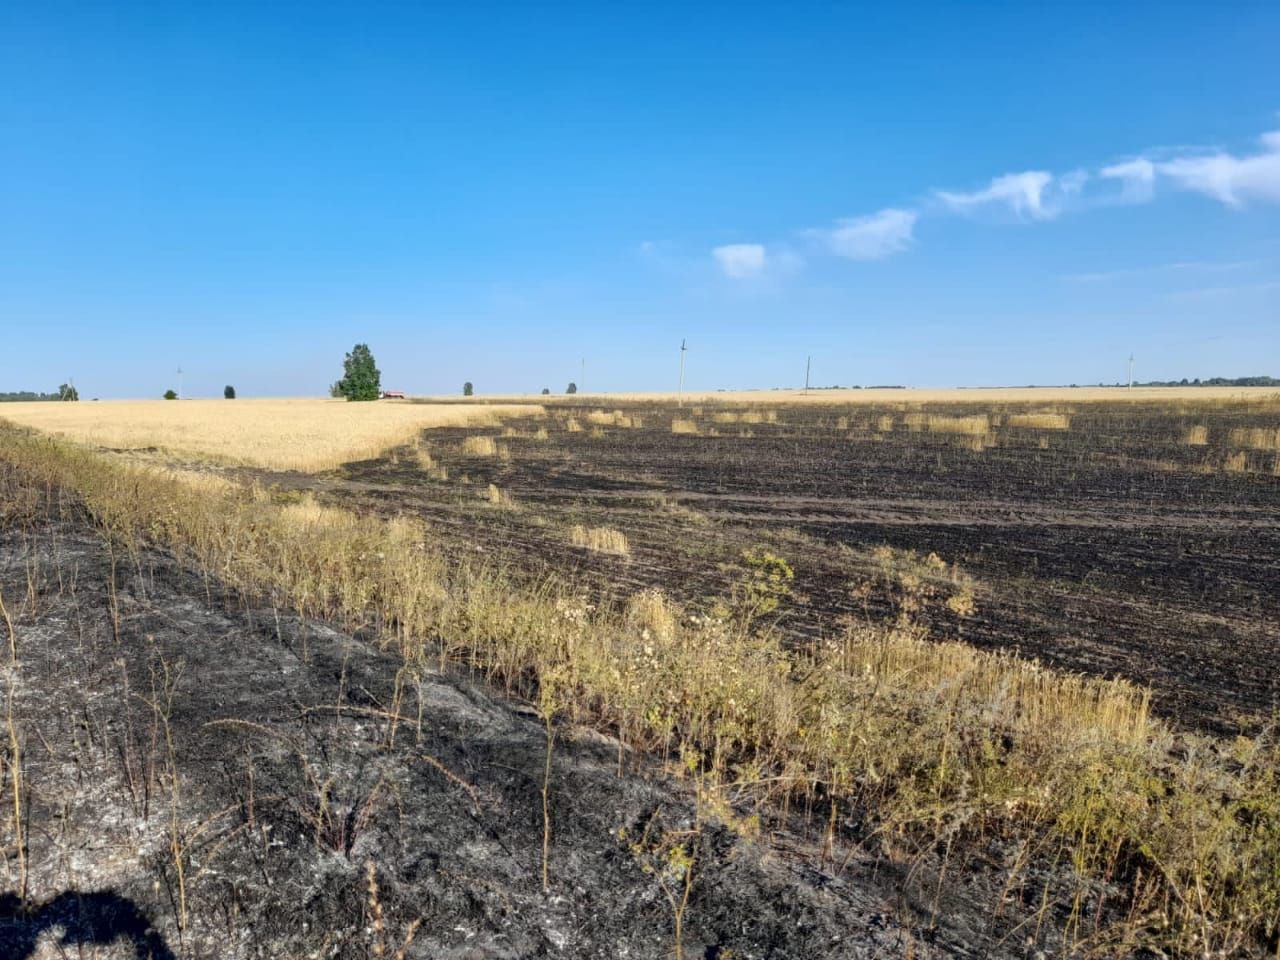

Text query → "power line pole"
[803,355,811,395]
[1127,354,1134,391]
[177,366,184,400]
[677,339,687,406]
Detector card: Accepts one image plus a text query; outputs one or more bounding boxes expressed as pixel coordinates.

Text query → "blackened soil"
[312,400,1280,734]
[0,496,1068,958]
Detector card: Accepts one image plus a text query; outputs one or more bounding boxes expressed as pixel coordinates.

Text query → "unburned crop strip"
[1006,412,1072,430]
[569,524,630,556]
[1228,426,1280,450]
[0,422,1277,956]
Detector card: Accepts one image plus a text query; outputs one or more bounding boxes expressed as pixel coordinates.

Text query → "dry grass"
[569,524,630,555]
[709,409,774,425]
[564,417,583,433]
[414,449,448,481]
[1224,451,1249,473]
[460,435,501,457]
[1183,425,1210,445]
[1006,412,1072,430]
[923,414,990,436]
[956,434,993,452]
[1227,427,1280,450]
[671,419,699,435]
[485,483,513,507]
[626,588,678,642]
[900,412,991,441]
[0,398,541,472]
[585,409,643,429]
[3,425,1279,955]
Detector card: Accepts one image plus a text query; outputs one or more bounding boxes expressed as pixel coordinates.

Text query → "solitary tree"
[335,344,381,401]
[224,385,236,399]
[463,381,474,396]
[566,382,577,395]
[57,383,79,401]
[541,387,550,395]
[163,389,178,400]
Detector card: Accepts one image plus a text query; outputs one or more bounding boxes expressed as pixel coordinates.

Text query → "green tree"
[336,343,381,401]
[163,389,178,400]
[566,382,577,394]
[224,385,236,399]
[57,383,79,401]
[463,381,474,396]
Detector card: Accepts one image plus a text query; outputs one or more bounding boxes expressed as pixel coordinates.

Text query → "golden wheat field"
[0,397,543,471]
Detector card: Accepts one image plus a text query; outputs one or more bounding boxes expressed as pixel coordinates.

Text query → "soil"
[287,400,1280,735]
[0,486,1075,958]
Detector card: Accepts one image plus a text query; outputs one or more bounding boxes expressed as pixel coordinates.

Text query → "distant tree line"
[0,384,79,402]
[1131,376,1279,388]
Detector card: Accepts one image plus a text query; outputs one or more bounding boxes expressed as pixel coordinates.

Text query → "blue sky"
[1,1,1277,397]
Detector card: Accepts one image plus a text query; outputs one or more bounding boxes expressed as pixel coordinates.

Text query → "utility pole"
[803,355,811,395]
[677,339,687,406]
[1127,354,1134,391]
[177,366,184,400]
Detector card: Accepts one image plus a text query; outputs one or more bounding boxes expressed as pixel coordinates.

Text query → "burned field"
[3,393,1279,958]
[329,397,1280,734]
[1,479,974,959]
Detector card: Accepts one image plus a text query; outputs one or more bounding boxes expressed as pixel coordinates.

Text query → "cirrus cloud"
[819,208,918,261]
[1155,130,1280,207]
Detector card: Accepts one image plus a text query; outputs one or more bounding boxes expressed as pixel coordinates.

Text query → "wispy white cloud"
[1155,131,1280,207]
[1099,158,1156,204]
[936,171,1060,220]
[706,126,1277,273]
[712,243,767,278]
[1058,169,1090,197]
[815,208,917,261]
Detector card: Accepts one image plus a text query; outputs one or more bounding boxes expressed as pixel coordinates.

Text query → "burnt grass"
[1,486,1081,959]
[314,399,1280,736]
